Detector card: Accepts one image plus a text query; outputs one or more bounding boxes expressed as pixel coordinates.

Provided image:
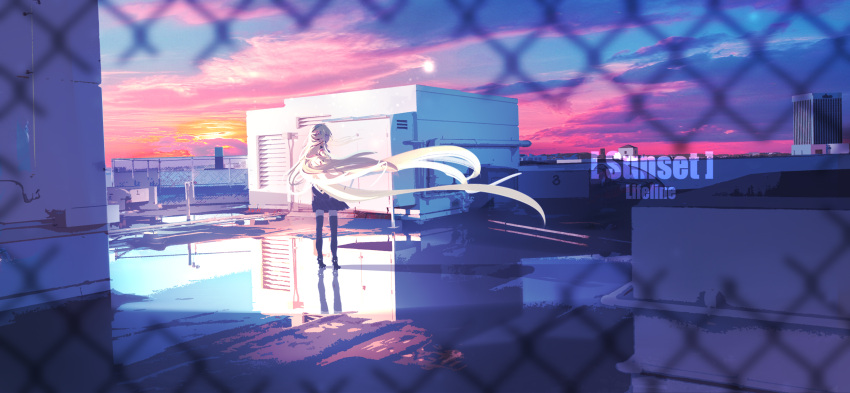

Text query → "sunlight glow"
[422,60,435,73]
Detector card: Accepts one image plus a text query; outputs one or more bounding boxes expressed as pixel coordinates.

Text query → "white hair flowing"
[286,124,546,224]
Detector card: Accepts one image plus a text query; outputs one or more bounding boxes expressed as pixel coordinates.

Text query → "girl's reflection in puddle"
[318,269,341,315]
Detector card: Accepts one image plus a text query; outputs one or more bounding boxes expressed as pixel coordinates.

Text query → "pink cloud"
[101,9,765,164]
[511,72,791,156]
[515,76,695,134]
[103,30,428,163]
[112,0,282,26]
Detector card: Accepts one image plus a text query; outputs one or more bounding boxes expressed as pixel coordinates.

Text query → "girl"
[287,124,545,269]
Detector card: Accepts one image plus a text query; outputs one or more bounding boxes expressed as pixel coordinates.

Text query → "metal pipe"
[431,139,532,148]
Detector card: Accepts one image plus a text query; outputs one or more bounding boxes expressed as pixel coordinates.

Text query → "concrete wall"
[632,206,850,317]
[0,0,109,310]
[518,166,590,199]
[630,312,850,393]
[617,204,850,392]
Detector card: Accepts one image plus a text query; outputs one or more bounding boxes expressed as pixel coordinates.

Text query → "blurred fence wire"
[1,0,850,392]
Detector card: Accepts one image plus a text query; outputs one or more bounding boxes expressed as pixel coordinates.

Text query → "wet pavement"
[103,211,633,392]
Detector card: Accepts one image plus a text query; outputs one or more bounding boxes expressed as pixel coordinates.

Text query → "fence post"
[389,195,398,229]
[185,181,193,220]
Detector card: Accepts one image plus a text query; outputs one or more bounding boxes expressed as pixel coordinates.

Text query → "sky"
[97,0,850,163]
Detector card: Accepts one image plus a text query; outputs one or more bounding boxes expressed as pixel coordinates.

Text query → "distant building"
[521,154,551,163]
[791,93,847,155]
[555,154,583,164]
[619,144,638,158]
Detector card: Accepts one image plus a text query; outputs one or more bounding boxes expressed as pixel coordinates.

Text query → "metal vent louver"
[296,115,331,129]
[257,135,287,189]
[261,236,293,291]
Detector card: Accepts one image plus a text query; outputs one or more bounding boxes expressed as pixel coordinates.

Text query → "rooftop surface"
[1,210,634,392]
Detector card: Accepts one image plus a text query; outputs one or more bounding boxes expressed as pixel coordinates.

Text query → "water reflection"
[110,236,256,308]
[251,233,398,324]
[317,269,340,315]
[109,218,634,392]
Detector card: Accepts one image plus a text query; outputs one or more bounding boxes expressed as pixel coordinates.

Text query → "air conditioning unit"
[246,85,528,221]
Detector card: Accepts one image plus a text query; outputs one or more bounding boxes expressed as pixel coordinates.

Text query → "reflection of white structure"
[252,234,302,312]
[246,85,527,220]
[252,233,405,325]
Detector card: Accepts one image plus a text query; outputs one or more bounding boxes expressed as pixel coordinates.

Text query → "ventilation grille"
[257,134,287,189]
[261,236,293,291]
[297,115,331,129]
[396,119,409,130]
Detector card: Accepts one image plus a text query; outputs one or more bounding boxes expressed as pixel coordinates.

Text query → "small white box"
[65,205,108,227]
[130,188,149,203]
[106,204,120,224]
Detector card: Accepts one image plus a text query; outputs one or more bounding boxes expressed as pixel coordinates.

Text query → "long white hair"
[287,124,545,223]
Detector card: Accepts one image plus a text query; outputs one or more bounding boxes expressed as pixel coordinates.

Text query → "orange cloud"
[103,30,428,164]
[175,119,246,140]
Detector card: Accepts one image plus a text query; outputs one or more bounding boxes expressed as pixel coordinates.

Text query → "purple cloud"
[609,34,729,61]
[466,78,586,96]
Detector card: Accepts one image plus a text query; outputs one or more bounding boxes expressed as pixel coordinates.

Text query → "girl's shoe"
[332,257,340,270]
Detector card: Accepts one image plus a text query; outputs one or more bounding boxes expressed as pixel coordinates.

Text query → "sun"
[422,60,435,73]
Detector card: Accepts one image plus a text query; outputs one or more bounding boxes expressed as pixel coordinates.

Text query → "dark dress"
[312,186,349,212]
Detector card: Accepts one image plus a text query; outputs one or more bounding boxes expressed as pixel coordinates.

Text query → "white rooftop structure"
[247,85,528,221]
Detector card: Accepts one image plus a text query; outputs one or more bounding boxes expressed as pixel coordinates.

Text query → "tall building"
[792,93,846,155]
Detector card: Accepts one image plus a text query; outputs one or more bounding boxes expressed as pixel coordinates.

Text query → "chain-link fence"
[2,0,850,392]
[112,157,248,205]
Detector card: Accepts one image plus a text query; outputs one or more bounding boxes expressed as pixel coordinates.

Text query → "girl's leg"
[329,210,339,269]
[315,210,325,268]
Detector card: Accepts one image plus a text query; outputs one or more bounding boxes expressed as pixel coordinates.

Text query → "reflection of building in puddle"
[110,237,263,364]
[252,233,416,325]
[243,231,466,369]
[110,237,257,310]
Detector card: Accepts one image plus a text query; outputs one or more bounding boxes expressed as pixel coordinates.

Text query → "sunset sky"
[97,0,850,163]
